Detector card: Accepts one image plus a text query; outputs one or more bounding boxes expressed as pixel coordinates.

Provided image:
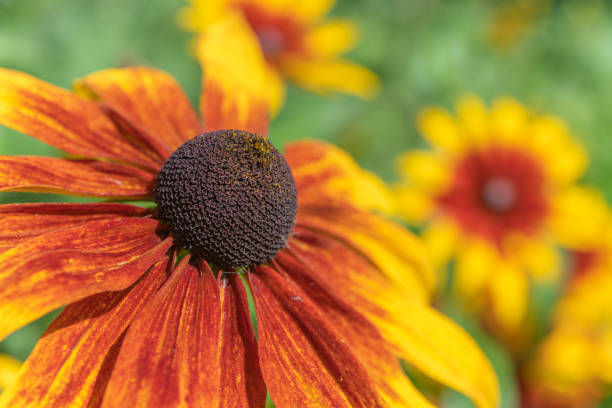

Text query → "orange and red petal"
[0,203,149,252]
[101,257,218,407]
[0,156,155,199]
[272,252,433,408]
[101,259,264,408]
[201,79,268,136]
[0,258,169,408]
[249,266,385,408]
[197,14,270,136]
[285,227,499,408]
[284,140,394,213]
[75,67,203,156]
[0,68,160,169]
[286,227,415,317]
[0,218,172,341]
[218,274,267,407]
[296,206,435,298]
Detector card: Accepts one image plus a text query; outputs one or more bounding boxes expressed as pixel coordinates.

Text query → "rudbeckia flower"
[0,17,497,408]
[178,0,380,114]
[522,208,612,408]
[394,95,605,337]
[0,355,20,394]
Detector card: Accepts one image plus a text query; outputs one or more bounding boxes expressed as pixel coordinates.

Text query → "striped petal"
[296,206,436,297]
[0,68,160,169]
[217,274,266,408]
[250,266,384,408]
[102,257,219,407]
[0,203,149,252]
[284,140,394,213]
[0,258,168,408]
[0,218,172,341]
[0,156,154,198]
[273,252,433,408]
[285,228,499,408]
[100,258,215,406]
[75,67,202,155]
[102,259,264,408]
[287,227,423,317]
[197,14,269,135]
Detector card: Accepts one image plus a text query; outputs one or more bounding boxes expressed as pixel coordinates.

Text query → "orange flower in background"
[179,0,380,114]
[0,17,497,408]
[522,209,612,408]
[394,95,607,340]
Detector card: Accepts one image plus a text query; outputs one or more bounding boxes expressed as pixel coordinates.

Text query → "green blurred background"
[1,0,612,406]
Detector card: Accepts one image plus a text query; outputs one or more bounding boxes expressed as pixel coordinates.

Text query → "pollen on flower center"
[154,130,297,269]
[481,177,517,212]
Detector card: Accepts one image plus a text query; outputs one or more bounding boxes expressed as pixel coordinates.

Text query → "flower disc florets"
[154,130,297,269]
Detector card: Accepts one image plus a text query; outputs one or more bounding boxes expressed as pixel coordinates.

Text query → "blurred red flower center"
[437,146,548,246]
[481,176,516,212]
[570,250,602,281]
[255,26,286,57]
[238,2,304,59]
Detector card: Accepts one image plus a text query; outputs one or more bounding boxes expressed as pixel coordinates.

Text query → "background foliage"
[1,0,612,406]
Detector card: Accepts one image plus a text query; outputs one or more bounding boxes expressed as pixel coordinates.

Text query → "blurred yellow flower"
[488,0,551,49]
[0,354,21,394]
[179,0,380,114]
[524,212,612,407]
[394,95,607,339]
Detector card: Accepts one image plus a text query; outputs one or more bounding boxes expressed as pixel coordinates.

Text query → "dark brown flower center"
[154,130,297,270]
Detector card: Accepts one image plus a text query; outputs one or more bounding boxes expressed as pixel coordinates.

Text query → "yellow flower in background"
[487,0,607,50]
[523,213,612,407]
[179,0,380,114]
[488,0,551,49]
[394,95,608,339]
[0,355,20,394]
